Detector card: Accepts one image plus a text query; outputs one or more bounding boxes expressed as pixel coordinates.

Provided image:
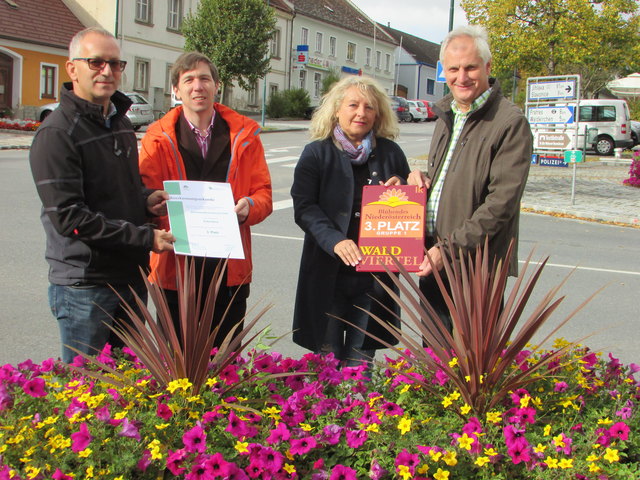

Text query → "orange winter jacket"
[139,105,272,289]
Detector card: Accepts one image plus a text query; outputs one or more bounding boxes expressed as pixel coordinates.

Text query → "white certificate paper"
[164,180,245,259]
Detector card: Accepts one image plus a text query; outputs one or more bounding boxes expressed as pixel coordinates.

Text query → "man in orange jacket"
[139,52,272,345]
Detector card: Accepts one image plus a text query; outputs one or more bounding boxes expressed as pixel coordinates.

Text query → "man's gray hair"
[69,27,116,59]
[440,24,492,64]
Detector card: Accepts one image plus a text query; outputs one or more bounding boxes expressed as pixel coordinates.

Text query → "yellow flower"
[553,434,565,448]
[484,448,498,457]
[113,411,128,420]
[589,463,601,473]
[543,424,552,436]
[205,377,218,387]
[235,441,249,454]
[365,423,380,433]
[519,395,531,408]
[399,384,411,394]
[78,448,92,458]
[85,466,94,478]
[441,396,453,408]
[283,464,296,475]
[397,465,412,480]
[448,357,458,368]
[486,411,502,424]
[167,378,193,394]
[598,417,613,426]
[417,464,429,475]
[148,439,163,460]
[604,448,620,463]
[459,403,471,415]
[533,443,547,454]
[450,391,461,401]
[457,433,474,451]
[114,477,124,480]
[443,451,457,466]
[369,395,383,406]
[263,406,281,421]
[186,395,202,403]
[430,451,442,462]
[299,423,312,432]
[545,456,559,469]
[155,423,170,430]
[398,417,412,435]
[586,454,599,462]
[433,468,450,480]
[475,456,490,467]
[559,458,574,469]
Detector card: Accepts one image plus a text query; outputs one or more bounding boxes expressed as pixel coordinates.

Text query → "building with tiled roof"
[378,23,445,103]
[0,0,85,118]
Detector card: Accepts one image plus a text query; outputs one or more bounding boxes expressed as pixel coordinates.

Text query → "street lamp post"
[261,0,270,127]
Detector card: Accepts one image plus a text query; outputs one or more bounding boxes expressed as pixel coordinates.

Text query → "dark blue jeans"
[321,272,376,368]
[48,282,147,363]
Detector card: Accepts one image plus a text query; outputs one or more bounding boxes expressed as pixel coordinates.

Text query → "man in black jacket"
[30,27,174,363]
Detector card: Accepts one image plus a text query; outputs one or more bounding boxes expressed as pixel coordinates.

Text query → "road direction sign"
[535,132,573,150]
[564,149,584,163]
[528,80,577,101]
[528,105,575,124]
[436,61,446,83]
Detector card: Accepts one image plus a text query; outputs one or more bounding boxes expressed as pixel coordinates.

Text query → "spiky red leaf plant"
[70,258,273,396]
[362,238,601,417]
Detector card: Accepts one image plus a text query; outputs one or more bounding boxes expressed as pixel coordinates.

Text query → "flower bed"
[1,341,638,480]
[0,119,40,132]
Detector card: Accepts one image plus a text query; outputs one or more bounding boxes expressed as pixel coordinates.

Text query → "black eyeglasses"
[72,57,127,72]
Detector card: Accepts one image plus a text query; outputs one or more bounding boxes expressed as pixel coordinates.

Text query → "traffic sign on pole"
[528,105,575,124]
[436,61,446,83]
[535,132,574,150]
[527,80,577,101]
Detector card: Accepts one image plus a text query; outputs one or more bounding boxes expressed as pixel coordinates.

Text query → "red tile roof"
[0,0,85,50]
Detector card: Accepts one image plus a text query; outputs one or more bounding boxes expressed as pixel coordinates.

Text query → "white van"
[577,99,633,155]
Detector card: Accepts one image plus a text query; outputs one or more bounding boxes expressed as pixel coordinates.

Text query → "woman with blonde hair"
[291,75,410,368]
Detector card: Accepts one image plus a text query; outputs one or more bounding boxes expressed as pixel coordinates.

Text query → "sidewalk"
[2,127,638,227]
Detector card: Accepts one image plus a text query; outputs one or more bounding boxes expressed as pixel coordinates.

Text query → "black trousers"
[419,273,453,335]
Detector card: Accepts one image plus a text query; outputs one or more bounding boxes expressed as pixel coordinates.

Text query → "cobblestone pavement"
[2,129,639,227]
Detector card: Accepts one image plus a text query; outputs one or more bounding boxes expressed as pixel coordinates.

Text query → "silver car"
[38,92,155,131]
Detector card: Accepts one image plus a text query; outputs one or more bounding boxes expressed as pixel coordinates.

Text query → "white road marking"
[272,199,293,210]
[267,156,298,165]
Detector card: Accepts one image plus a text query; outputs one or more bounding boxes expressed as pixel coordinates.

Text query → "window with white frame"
[40,63,57,99]
[329,36,336,57]
[248,81,258,105]
[299,69,307,89]
[301,27,308,46]
[134,58,150,91]
[314,72,321,98]
[347,42,356,62]
[135,0,152,23]
[315,32,323,53]
[167,0,182,30]
[270,29,281,58]
[376,51,381,70]
[269,84,278,97]
[385,53,391,72]
[365,48,371,67]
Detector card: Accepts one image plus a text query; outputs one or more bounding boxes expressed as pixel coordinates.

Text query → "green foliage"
[461,0,640,97]
[266,88,311,118]
[627,98,640,120]
[321,68,341,95]
[181,0,276,92]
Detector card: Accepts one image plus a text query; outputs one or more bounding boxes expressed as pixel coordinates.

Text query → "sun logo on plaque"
[367,188,420,208]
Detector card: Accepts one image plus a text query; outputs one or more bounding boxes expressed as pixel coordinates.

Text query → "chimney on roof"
[387,22,390,27]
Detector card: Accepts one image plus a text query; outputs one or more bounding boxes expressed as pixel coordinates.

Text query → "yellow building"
[0,0,84,119]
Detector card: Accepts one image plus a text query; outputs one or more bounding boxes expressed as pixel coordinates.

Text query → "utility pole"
[261,0,270,127]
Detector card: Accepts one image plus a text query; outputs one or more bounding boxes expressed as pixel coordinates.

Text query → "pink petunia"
[554,381,569,392]
[395,448,419,473]
[137,450,152,473]
[71,422,92,452]
[23,377,47,397]
[369,458,387,480]
[166,449,189,475]
[95,405,111,422]
[609,421,630,441]
[503,425,528,449]
[345,429,368,448]
[508,443,531,464]
[265,421,291,445]
[52,468,74,480]
[157,402,173,420]
[290,435,317,455]
[183,425,207,453]
[205,452,231,478]
[329,464,357,480]
[219,364,240,385]
[380,402,404,416]
[119,417,141,441]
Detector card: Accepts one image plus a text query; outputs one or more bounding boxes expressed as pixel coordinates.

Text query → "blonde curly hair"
[309,75,399,141]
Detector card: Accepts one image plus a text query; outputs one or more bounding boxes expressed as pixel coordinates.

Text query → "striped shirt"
[185,112,216,158]
[426,88,492,236]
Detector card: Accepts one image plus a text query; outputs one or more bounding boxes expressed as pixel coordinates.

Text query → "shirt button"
[355,212,361,217]
[371,171,378,177]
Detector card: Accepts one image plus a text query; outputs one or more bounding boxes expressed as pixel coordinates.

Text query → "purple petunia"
[265,421,291,445]
[118,417,141,441]
[22,377,47,398]
[70,422,92,452]
[183,425,207,453]
[329,464,357,480]
[345,429,368,448]
[290,435,317,455]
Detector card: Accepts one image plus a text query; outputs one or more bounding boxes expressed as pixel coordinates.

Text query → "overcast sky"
[348,0,468,44]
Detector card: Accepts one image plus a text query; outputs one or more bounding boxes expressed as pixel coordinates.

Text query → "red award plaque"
[356,185,426,272]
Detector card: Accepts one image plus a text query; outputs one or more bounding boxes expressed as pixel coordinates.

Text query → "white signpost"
[526,75,582,204]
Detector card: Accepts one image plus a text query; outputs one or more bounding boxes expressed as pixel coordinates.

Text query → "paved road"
[1,125,639,367]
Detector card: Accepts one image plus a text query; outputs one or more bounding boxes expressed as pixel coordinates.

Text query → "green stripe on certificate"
[167,201,190,254]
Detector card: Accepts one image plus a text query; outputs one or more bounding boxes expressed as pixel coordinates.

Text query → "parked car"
[389,96,411,123]
[576,99,633,155]
[411,100,436,121]
[406,100,427,122]
[630,120,640,146]
[38,92,155,130]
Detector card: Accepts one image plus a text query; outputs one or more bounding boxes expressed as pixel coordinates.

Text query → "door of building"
[0,53,13,112]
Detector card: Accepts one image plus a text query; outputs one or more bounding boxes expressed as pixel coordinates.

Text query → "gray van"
[578,99,633,155]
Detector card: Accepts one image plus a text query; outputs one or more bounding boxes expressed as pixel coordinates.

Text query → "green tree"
[321,68,341,95]
[181,0,276,100]
[461,0,640,97]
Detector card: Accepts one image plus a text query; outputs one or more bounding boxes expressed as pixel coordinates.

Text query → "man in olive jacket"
[409,25,532,331]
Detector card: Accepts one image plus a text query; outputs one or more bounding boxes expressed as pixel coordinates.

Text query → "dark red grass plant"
[71,258,273,395]
[365,238,600,417]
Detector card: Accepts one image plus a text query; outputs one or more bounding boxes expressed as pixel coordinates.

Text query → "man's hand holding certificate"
[164,180,245,259]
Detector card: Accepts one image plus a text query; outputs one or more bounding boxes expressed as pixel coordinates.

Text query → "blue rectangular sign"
[538,155,568,168]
